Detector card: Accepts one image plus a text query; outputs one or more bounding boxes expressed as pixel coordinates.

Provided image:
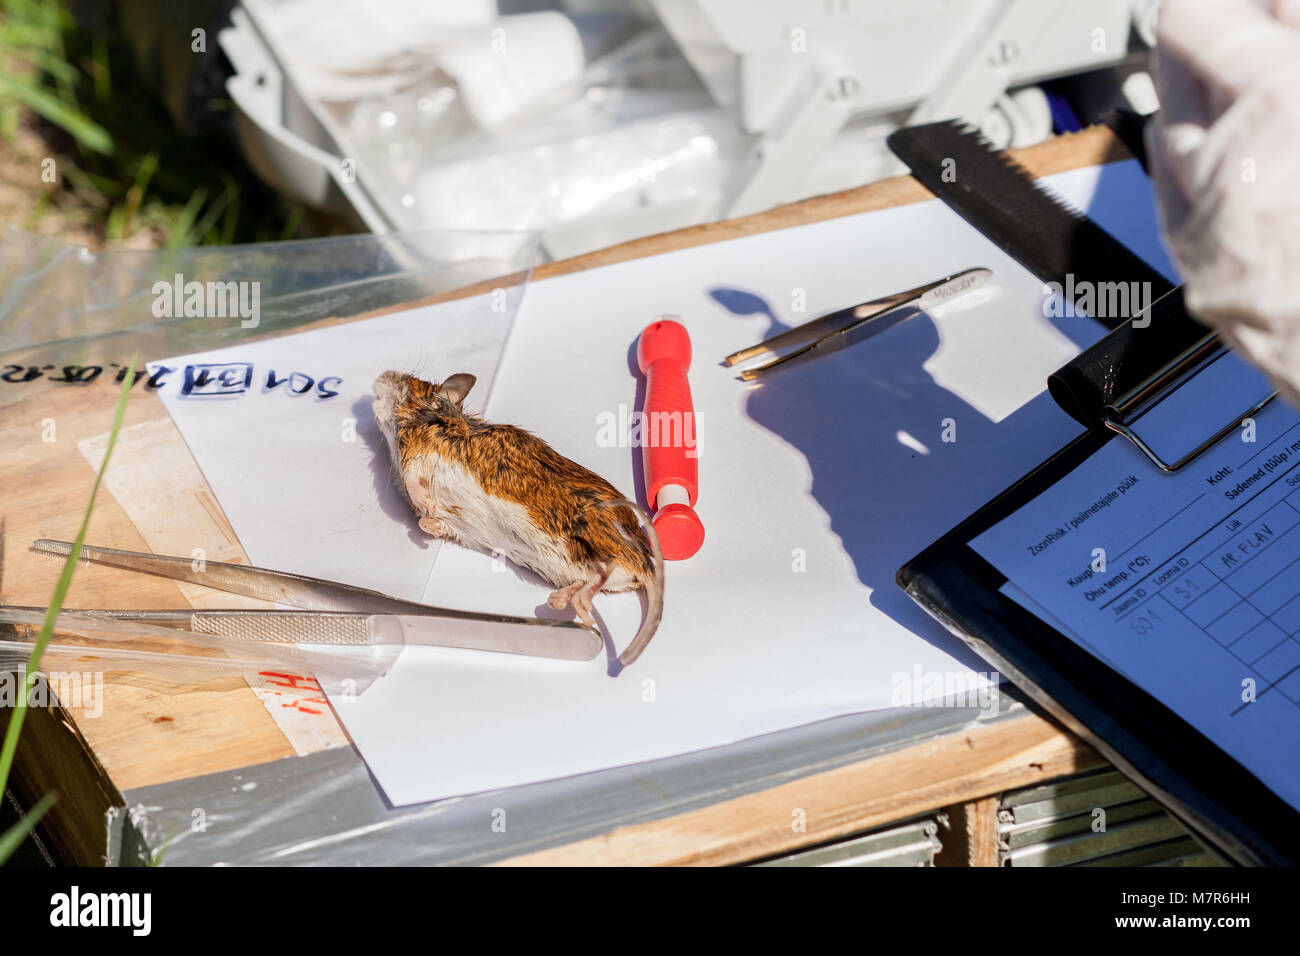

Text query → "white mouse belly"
[421,455,596,586]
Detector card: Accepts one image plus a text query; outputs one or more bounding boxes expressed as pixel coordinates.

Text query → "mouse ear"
[438,373,476,406]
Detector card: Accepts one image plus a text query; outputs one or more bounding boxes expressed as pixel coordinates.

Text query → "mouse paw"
[418,515,449,537]
[549,572,608,630]
[548,581,583,612]
[571,572,608,630]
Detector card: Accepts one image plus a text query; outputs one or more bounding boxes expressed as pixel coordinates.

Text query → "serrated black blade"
[887,120,1175,331]
[886,120,1220,435]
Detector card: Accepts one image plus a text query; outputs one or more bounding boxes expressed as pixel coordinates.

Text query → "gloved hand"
[1146,0,1300,404]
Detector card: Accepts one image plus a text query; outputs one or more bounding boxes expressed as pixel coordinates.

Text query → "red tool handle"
[637,316,704,560]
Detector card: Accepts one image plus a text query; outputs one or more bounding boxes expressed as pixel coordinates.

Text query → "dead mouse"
[372,369,664,667]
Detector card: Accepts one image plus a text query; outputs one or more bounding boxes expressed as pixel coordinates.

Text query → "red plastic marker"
[636,316,704,560]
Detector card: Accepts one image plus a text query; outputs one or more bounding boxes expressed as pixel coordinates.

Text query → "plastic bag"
[0,225,538,691]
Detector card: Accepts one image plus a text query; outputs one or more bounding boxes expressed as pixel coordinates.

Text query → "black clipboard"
[887,119,1298,865]
[897,424,1300,866]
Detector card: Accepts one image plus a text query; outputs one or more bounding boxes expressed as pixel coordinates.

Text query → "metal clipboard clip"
[1101,333,1278,473]
[1048,287,1278,474]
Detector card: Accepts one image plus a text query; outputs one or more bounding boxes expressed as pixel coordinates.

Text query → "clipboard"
[889,121,1300,866]
[896,424,1300,867]
[895,273,1296,867]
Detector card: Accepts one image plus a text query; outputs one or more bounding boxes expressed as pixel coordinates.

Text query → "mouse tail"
[604,498,664,668]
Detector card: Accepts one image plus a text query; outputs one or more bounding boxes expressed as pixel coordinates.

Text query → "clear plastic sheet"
[0,224,539,690]
[318,17,743,242]
[0,224,538,405]
[0,609,397,696]
[110,699,1023,865]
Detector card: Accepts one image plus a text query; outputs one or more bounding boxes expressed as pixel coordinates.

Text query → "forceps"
[12,539,602,662]
[725,267,992,380]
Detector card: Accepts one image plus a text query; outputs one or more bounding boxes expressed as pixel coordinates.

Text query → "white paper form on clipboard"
[971,358,1300,815]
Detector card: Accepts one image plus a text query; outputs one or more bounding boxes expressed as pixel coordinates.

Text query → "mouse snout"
[372,370,410,407]
[372,370,410,429]
[373,369,407,393]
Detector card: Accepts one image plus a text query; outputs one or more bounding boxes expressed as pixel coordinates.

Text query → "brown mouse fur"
[373,370,664,666]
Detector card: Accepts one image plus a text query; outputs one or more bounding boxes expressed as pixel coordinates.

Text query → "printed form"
[971,389,1300,813]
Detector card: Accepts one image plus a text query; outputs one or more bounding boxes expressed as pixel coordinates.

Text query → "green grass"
[0,0,318,859]
[0,0,309,246]
[0,354,137,864]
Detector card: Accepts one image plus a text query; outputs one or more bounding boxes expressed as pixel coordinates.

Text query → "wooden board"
[935,795,1002,867]
[0,126,1126,864]
[496,716,1102,866]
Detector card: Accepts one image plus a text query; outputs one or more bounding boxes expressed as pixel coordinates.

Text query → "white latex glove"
[1146,0,1300,405]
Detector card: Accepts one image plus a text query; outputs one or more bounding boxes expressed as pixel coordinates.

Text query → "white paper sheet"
[973,398,1300,813]
[325,160,1180,805]
[153,289,519,602]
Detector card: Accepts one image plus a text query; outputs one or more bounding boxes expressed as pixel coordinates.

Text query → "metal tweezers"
[724,267,992,380]
[12,539,602,662]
